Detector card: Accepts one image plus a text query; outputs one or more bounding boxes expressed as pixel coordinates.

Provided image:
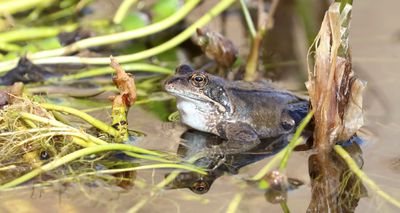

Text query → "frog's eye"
[190,73,208,88]
[190,181,209,194]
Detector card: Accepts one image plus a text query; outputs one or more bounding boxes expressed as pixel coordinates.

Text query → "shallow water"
[1,0,400,212]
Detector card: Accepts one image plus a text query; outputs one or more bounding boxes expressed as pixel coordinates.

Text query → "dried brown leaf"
[306,3,366,149]
[110,56,136,107]
[194,28,238,68]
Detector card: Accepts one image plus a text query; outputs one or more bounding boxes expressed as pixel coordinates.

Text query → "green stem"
[40,103,119,137]
[251,146,285,181]
[226,193,244,213]
[279,111,313,171]
[251,135,304,180]
[0,144,169,189]
[244,33,262,81]
[19,112,70,128]
[334,145,400,208]
[80,163,206,176]
[0,25,77,43]
[0,42,21,52]
[123,152,174,163]
[239,0,256,38]
[280,201,290,213]
[50,63,173,82]
[113,0,138,24]
[0,0,55,15]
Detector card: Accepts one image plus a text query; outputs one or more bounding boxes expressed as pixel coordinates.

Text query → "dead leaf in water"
[306,3,366,149]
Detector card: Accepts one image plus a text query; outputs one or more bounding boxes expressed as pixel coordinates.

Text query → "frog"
[164,64,309,153]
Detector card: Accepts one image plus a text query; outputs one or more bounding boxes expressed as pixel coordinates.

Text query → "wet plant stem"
[0,0,55,15]
[0,0,235,72]
[244,0,280,81]
[226,192,244,213]
[0,144,171,189]
[244,34,263,81]
[334,145,400,208]
[49,63,173,82]
[84,164,206,176]
[0,25,77,43]
[113,0,138,24]
[280,201,290,213]
[251,147,286,181]
[279,111,313,171]
[239,0,256,39]
[0,42,21,52]
[39,103,119,137]
[20,112,105,146]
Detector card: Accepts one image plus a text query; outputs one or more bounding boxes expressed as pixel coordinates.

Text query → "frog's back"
[225,81,308,137]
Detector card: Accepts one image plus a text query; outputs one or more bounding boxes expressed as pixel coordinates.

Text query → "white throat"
[176,99,216,133]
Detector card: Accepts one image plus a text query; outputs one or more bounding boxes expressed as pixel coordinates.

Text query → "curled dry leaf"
[194,28,238,68]
[110,56,137,107]
[306,3,366,149]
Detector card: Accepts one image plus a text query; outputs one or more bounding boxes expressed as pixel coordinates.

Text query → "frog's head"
[164,64,232,114]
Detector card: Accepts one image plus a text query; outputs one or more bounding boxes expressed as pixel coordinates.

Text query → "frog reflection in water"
[165,129,295,194]
[164,64,309,153]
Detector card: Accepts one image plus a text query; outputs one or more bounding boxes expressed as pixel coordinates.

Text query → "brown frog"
[164,65,308,153]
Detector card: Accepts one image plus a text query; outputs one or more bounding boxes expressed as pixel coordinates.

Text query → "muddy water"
[1,0,400,212]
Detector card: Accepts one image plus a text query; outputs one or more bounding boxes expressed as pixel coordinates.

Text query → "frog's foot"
[217,122,261,155]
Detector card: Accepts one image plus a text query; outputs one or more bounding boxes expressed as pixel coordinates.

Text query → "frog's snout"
[164,77,181,92]
[164,78,174,92]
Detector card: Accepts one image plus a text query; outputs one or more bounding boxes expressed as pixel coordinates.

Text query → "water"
[1,0,400,212]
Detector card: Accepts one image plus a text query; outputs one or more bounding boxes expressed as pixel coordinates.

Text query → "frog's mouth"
[168,90,228,113]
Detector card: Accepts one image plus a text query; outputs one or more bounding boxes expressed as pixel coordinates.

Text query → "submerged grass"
[334,145,400,208]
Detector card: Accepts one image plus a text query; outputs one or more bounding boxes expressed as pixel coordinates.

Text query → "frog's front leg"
[215,121,261,154]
